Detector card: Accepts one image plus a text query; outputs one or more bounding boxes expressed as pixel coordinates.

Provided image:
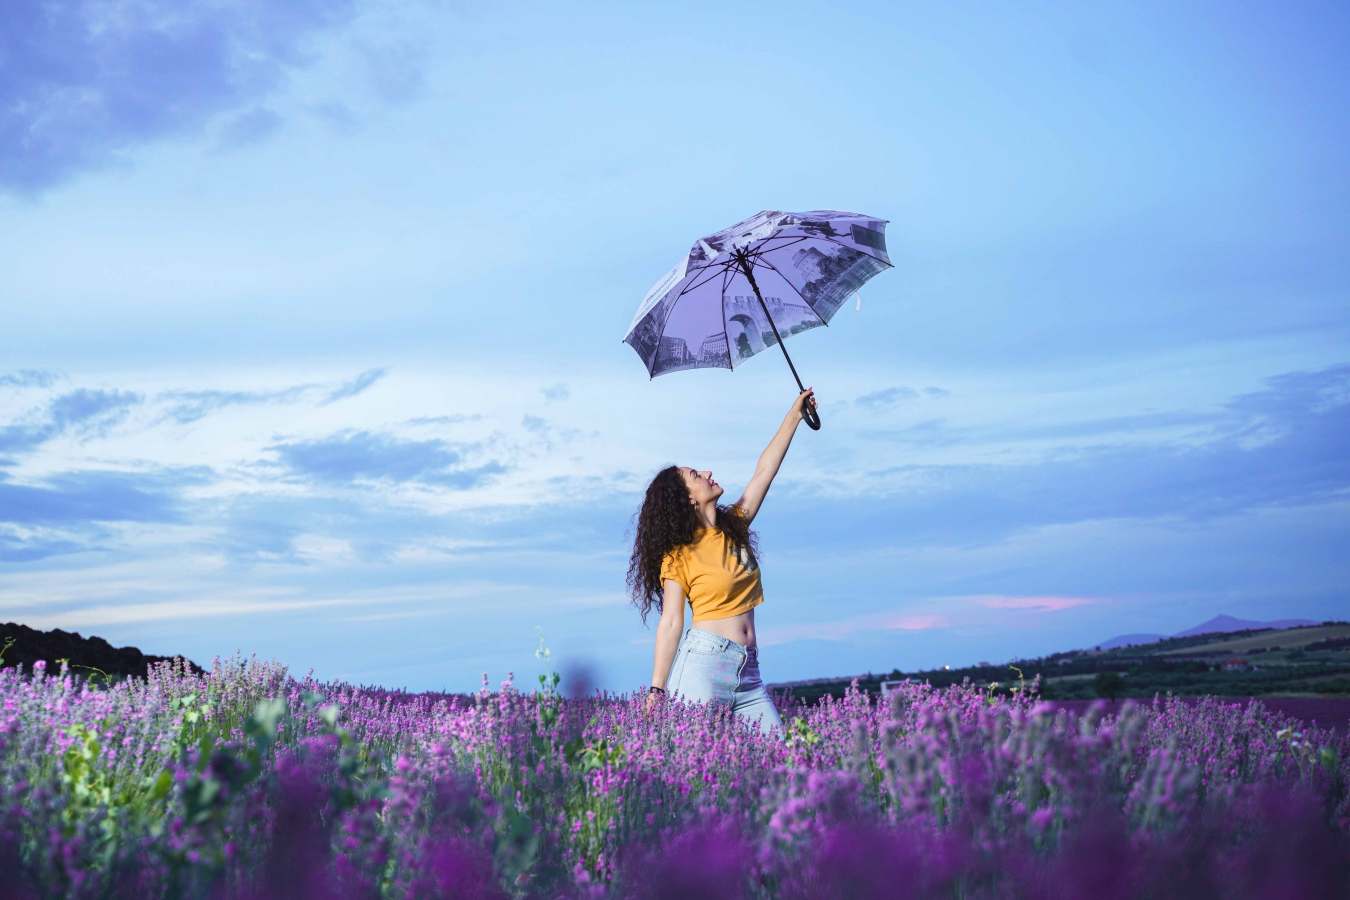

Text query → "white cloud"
[975,595,1100,612]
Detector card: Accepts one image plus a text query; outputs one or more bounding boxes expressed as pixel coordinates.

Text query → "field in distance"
[771,621,1350,705]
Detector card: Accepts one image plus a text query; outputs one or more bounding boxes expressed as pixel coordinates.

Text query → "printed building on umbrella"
[698,334,729,365]
[725,294,813,319]
[656,336,695,369]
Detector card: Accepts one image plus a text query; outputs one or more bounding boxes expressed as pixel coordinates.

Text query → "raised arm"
[735,389,815,524]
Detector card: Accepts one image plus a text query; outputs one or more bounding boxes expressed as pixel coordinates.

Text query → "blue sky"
[1,0,1346,691]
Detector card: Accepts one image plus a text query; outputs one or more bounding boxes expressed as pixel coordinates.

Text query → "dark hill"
[0,622,202,680]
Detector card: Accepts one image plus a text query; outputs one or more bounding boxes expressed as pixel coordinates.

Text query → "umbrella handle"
[802,399,821,431]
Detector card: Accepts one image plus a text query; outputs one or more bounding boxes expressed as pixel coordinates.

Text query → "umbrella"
[623,209,892,430]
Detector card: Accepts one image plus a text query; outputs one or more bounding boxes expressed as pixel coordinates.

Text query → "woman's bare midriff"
[692,608,757,647]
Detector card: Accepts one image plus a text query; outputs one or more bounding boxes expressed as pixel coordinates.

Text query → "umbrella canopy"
[623,209,892,379]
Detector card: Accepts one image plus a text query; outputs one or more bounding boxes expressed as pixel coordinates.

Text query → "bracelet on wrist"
[649,686,666,695]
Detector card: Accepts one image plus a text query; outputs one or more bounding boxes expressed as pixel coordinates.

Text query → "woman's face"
[681,467,723,506]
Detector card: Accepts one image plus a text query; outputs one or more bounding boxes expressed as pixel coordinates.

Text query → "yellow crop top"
[659,523,763,621]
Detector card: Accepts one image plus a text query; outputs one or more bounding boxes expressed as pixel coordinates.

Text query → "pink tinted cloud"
[761,611,949,646]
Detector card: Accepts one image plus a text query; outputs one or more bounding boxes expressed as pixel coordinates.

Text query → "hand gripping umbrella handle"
[801,398,821,431]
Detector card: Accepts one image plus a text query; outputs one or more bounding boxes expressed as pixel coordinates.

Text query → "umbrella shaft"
[736,253,807,394]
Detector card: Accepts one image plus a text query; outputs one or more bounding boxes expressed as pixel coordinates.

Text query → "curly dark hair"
[626,465,757,624]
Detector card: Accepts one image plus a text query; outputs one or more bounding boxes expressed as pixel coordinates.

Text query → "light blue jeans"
[668,628,783,736]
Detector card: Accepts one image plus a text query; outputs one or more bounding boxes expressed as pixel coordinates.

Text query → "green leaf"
[319,704,340,728]
[149,769,174,801]
[247,698,288,742]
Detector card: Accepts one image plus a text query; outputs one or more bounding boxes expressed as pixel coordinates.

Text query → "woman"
[627,389,816,735]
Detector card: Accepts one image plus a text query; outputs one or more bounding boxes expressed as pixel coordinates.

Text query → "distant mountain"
[1099,614,1320,649]
[1173,615,1318,637]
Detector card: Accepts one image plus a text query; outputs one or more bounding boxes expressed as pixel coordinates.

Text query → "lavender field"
[2,656,1348,899]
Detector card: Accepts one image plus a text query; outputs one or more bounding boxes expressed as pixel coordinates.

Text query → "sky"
[1,0,1347,692]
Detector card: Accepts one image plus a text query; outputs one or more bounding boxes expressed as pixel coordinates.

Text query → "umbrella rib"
[752,235,809,253]
[679,262,731,296]
[648,258,732,377]
[678,233,814,298]
[753,257,830,329]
